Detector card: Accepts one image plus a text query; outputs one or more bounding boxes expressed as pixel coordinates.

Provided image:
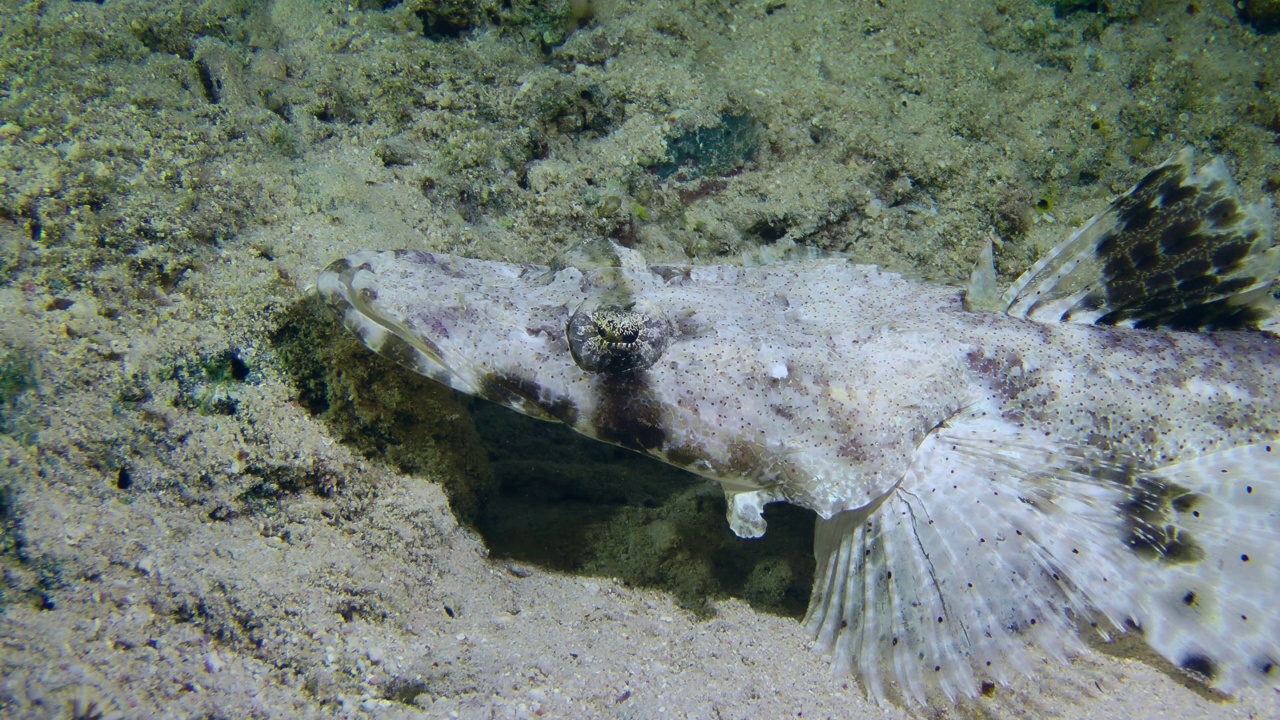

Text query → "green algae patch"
[653,114,761,181]
[169,349,259,416]
[0,478,20,563]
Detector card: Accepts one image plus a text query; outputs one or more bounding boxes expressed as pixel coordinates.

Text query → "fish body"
[319,150,1280,703]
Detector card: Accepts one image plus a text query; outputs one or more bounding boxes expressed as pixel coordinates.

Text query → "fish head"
[318,242,967,527]
[318,247,606,426]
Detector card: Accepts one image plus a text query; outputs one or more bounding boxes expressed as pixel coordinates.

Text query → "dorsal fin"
[1002,148,1279,332]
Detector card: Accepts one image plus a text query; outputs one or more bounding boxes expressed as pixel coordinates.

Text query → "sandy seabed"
[1,0,1278,717]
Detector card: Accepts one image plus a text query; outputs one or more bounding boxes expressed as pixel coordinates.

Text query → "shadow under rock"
[469,399,815,619]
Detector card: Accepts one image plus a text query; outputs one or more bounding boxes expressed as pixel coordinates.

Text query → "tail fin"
[803,412,1280,703]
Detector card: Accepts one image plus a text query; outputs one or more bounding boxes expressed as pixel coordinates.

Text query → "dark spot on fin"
[1179,653,1218,682]
[1003,148,1279,332]
[1118,476,1205,565]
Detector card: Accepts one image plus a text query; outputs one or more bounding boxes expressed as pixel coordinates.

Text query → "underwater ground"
[1,0,1279,717]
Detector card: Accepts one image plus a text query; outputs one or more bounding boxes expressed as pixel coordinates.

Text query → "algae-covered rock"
[271,298,494,522]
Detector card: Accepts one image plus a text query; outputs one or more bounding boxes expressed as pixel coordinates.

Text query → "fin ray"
[805,414,1134,702]
[804,410,1280,702]
[1002,148,1278,331]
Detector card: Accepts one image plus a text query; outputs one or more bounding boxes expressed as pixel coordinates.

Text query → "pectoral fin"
[723,487,787,539]
[803,410,1280,703]
[1130,443,1280,691]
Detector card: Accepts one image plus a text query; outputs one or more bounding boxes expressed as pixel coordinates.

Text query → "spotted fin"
[1132,443,1280,692]
[803,410,1280,704]
[1002,148,1279,331]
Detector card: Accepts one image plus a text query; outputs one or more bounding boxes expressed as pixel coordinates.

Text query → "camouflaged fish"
[318,149,1280,704]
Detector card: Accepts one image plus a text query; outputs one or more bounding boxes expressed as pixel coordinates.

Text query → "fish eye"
[592,311,643,345]
[567,298,673,374]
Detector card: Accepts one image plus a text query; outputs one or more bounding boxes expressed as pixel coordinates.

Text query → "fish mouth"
[317,252,479,395]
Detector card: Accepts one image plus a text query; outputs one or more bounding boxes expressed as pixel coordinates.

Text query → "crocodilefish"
[318,149,1279,704]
